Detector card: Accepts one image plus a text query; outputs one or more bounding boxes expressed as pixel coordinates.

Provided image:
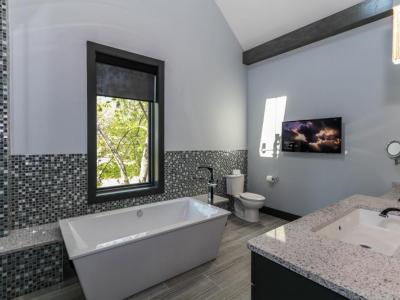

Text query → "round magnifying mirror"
[386,141,400,164]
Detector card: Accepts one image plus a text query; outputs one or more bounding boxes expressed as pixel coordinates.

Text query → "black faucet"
[197,166,217,205]
[379,207,400,218]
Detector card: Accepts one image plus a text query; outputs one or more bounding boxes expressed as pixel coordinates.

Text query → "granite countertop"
[248,193,400,300]
[0,222,62,255]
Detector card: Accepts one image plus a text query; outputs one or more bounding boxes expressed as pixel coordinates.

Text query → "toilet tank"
[225,175,244,196]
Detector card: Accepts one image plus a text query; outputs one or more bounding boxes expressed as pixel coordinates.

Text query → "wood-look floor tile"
[126,283,169,300]
[206,276,251,300]
[13,279,84,300]
[152,275,220,300]
[164,261,214,288]
[206,255,251,289]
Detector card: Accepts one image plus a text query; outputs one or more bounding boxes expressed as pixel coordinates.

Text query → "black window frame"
[87,41,164,204]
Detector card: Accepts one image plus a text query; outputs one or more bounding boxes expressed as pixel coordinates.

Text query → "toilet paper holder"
[266,175,279,184]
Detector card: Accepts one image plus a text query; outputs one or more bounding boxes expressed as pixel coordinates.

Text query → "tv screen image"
[282,117,342,153]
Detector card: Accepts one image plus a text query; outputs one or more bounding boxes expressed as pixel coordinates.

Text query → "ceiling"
[215,0,364,50]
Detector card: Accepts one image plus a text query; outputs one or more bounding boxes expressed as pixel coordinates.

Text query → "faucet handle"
[208,182,218,188]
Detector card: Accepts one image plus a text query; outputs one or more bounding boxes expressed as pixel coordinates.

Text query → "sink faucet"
[379,207,400,218]
[197,166,217,205]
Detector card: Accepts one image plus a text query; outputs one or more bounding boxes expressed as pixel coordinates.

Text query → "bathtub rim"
[59,197,231,260]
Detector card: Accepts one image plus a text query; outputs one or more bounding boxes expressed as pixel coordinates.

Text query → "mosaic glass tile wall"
[9,150,247,229]
[0,0,8,238]
[0,243,63,299]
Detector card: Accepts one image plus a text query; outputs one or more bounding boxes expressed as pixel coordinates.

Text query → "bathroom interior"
[1,0,400,299]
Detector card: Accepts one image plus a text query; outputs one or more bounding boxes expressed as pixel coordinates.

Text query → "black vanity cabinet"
[251,252,347,300]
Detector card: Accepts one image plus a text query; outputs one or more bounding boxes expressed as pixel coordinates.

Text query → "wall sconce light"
[393,0,400,64]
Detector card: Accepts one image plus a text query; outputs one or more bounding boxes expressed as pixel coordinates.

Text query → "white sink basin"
[316,208,400,256]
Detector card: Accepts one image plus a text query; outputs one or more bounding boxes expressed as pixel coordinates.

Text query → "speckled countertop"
[248,191,400,300]
[0,222,62,255]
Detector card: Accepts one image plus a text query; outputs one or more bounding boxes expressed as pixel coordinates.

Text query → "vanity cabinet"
[251,252,346,300]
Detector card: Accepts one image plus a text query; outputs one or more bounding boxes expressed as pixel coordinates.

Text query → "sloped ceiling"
[215,0,364,50]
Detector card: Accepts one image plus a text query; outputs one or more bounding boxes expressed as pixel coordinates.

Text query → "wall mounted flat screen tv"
[282,117,342,153]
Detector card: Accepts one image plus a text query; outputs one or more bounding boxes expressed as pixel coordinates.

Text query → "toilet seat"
[239,192,265,202]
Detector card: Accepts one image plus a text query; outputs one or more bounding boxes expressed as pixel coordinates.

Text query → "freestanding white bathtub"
[59,197,230,300]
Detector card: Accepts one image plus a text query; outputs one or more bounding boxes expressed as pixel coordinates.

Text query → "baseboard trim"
[260,207,301,221]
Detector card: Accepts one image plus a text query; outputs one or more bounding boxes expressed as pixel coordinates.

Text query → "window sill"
[91,183,164,204]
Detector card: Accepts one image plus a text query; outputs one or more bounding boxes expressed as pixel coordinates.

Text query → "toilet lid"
[239,192,265,201]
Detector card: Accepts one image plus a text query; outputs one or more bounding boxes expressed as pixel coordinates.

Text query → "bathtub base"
[73,216,227,300]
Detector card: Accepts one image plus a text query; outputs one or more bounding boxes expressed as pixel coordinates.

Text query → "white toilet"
[225,174,266,223]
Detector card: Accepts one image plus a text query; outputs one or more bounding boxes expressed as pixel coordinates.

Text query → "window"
[87,42,164,203]
[259,96,287,158]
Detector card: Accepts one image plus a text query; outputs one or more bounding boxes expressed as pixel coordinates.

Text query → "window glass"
[96,96,149,188]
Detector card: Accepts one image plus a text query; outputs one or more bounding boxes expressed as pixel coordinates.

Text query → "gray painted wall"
[247,18,400,216]
[9,0,247,154]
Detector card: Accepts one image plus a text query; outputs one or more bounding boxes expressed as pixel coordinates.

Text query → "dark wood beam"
[243,0,393,65]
